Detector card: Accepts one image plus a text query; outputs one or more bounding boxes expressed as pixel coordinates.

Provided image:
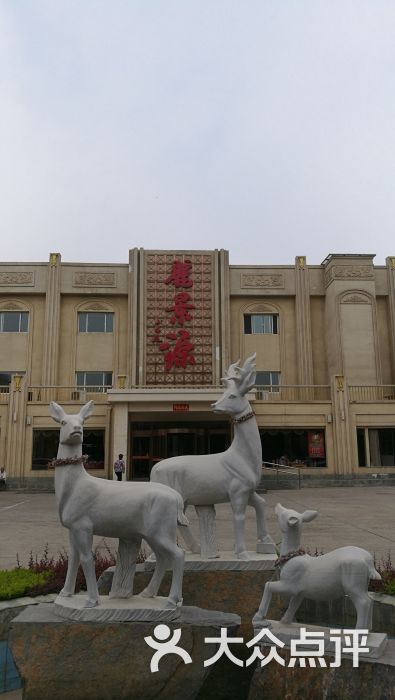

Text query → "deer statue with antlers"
[151,353,276,559]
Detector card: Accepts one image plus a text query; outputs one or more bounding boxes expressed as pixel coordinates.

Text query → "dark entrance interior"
[130,422,230,480]
[260,428,326,468]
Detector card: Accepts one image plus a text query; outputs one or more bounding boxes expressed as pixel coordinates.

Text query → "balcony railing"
[255,385,331,401]
[27,386,112,403]
[348,385,395,402]
[0,386,10,402]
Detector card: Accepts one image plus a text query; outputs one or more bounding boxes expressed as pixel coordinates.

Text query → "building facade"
[1,249,395,487]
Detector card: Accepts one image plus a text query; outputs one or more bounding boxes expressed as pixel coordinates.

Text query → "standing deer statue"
[50,400,187,609]
[151,354,276,559]
[253,503,381,630]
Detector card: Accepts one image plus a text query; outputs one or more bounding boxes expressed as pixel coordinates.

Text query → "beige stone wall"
[0,251,395,481]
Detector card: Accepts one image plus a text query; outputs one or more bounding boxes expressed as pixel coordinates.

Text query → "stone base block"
[145,551,277,572]
[248,639,395,700]
[256,620,388,660]
[54,593,181,622]
[10,603,241,700]
[98,556,278,636]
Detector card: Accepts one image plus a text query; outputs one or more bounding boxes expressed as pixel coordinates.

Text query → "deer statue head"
[275,503,318,555]
[211,354,257,417]
[49,401,94,446]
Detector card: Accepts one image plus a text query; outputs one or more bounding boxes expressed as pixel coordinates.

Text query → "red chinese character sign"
[145,254,214,385]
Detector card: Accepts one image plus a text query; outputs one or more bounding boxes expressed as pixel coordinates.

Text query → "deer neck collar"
[50,455,88,468]
[231,410,255,425]
[275,547,306,568]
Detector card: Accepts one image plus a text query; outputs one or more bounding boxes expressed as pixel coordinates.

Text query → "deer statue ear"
[301,509,318,523]
[79,400,94,422]
[49,401,66,424]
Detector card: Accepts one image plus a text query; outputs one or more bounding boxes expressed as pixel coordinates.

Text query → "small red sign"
[173,403,190,412]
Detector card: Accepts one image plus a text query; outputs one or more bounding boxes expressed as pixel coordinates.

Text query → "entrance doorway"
[130,422,230,480]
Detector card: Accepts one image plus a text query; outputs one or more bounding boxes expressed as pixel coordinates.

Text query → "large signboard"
[145,253,214,385]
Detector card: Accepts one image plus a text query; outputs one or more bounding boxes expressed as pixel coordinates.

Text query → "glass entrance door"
[130,422,230,480]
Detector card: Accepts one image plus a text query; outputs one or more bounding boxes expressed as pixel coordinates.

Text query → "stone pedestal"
[54,593,181,622]
[9,603,241,700]
[98,552,278,636]
[248,639,395,700]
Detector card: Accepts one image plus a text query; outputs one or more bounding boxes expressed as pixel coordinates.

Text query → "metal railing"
[255,385,331,401]
[262,460,302,488]
[27,386,113,403]
[348,385,395,402]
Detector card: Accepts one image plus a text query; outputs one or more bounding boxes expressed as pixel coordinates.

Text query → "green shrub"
[0,568,52,600]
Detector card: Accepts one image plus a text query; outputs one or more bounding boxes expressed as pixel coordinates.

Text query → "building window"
[0,372,25,394]
[0,311,28,332]
[244,314,278,334]
[260,428,326,468]
[256,371,280,395]
[76,371,113,392]
[78,312,114,333]
[32,429,105,470]
[357,427,395,467]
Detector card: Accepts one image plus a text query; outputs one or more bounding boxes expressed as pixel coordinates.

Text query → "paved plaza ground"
[1,485,394,569]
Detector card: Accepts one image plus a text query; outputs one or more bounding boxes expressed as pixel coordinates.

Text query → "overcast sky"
[1,1,394,266]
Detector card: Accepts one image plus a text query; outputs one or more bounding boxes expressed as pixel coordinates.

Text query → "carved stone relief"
[73,273,116,287]
[341,293,371,305]
[240,274,284,289]
[0,272,34,286]
[325,266,374,287]
[0,301,25,310]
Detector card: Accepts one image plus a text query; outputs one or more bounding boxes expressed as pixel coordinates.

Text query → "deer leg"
[348,592,373,630]
[59,529,80,597]
[196,505,219,559]
[165,542,185,608]
[280,593,304,624]
[253,579,289,627]
[139,551,167,598]
[72,527,99,608]
[229,489,250,560]
[110,538,141,598]
[248,492,277,554]
[177,522,201,555]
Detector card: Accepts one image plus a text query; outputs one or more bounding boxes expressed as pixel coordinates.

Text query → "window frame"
[77,311,114,333]
[75,371,113,391]
[0,311,29,333]
[244,313,278,335]
[255,371,281,393]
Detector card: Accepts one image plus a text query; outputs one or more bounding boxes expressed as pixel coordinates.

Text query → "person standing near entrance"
[114,454,125,481]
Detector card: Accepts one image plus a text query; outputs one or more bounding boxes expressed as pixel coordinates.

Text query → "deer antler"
[236,354,257,395]
[221,359,241,384]
[221,354,256,394]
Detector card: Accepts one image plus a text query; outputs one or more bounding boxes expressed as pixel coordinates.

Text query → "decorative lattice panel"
[145,253,214,385]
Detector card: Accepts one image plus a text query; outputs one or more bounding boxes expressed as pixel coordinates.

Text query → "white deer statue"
[151,354,275,559]
[50,400,187,609]
[253,503,381,630]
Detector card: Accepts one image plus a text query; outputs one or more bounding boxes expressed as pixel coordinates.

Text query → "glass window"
[0,311,29,332]
[78,312,113,333]
[32,428,105,470]
[358,427,395,467]
[256,371,280,393]
[260,428,326,468]
[244,314,278,334]
[76,371,113,391]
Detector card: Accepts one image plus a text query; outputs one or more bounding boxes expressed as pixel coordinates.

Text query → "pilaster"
[294,256,314,385]
[5,375,28,479]
[331,375,353,475]
[386,256,395,382]
[41,253,61,385]
[111,403,129,480]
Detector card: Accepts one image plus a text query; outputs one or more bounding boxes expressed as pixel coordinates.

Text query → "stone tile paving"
[0,486,394,567]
